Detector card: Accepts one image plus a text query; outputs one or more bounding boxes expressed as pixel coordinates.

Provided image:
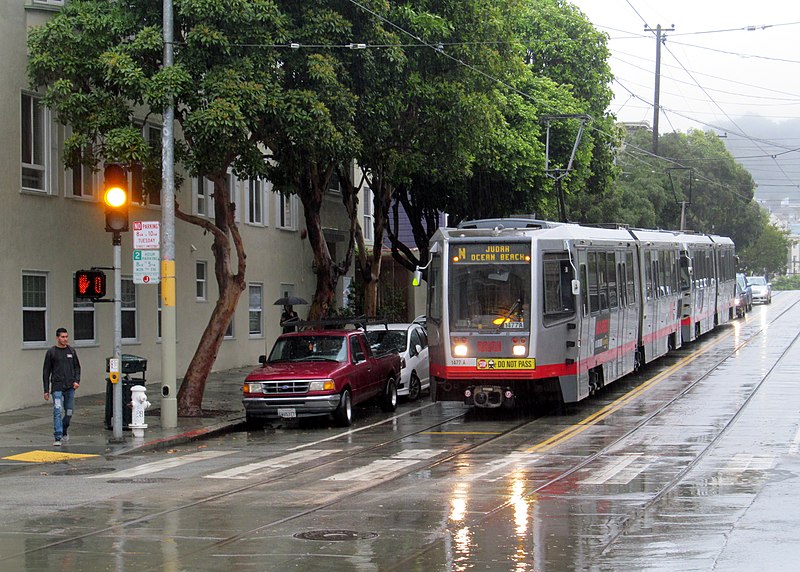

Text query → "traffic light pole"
[111,233,124,441]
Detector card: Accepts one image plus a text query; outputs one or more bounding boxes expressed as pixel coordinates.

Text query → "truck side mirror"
[258,354,267,365]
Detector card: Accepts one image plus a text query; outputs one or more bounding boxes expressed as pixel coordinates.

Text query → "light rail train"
[423,218,736,408]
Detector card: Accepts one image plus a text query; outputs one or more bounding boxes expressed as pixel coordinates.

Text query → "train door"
[622,249,639,373]
[576,249,591,401]
[606,249,622,382]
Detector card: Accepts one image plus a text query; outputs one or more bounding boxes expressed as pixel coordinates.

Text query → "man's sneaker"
[53,440,61,447]
[62,434,69,442]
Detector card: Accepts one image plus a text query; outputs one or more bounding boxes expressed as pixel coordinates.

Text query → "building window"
[21,93,50,193]
[196,261,207,301]
[277,193,297,230]
[225,316,234,339]
[140,123,162,205]
[246,178,270,226]
[193,176,214,218]
[228,171,240,223]
[328,171,341,193]
[73,276,96,343]
[32,0,65,6]
[249,283,263,336]
[363,186,374,242]
[22,273,48,345]
[121,278,137,341]
[65,126,98,199]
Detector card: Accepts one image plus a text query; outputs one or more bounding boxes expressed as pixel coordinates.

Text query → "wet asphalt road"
[2,293,800,571]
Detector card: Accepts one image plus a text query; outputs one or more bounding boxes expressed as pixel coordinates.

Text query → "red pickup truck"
[243,327,402,427]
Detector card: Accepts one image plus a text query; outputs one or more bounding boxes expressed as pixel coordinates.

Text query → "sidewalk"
[0,367,250,459]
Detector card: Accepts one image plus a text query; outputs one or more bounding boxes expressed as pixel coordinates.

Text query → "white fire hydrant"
[129,385,150,438]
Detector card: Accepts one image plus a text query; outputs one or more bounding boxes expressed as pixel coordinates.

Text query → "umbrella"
[273,295,309,306]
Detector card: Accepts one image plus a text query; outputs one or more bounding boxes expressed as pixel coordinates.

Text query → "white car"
[746,276,772,304]
[366,323,430,400]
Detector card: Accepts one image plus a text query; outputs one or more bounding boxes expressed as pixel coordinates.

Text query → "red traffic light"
[75,270,107,299]
[103,163,129,232]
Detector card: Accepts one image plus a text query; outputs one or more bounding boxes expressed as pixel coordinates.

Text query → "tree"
[28,0,290,415]
[738,218,791,278]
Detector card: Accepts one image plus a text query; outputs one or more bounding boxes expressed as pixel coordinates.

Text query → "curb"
[108,414,246,456]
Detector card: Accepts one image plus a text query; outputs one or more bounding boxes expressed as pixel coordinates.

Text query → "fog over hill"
[720,116,800,217]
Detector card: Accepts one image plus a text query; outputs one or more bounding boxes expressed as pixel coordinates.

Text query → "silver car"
[366,323,430,400]
[746,276,772,304]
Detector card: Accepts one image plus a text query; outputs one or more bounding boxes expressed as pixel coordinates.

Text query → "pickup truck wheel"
[245,412,263,430]
[334,389,353,427]
[381,377,398,412]
[407,373,421,402]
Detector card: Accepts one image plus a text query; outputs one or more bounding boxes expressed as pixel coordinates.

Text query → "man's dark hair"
[55,327,68,337]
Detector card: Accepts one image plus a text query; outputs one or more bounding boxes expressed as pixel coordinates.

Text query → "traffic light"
[103,163,129,232]
[75,270,107,299]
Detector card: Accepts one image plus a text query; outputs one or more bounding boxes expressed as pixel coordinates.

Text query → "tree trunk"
[176,171,246,416]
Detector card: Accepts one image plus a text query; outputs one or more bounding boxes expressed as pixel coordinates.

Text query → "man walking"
[43,328,81,446]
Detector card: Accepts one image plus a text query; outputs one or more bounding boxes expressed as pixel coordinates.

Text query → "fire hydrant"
[129,385,150,438]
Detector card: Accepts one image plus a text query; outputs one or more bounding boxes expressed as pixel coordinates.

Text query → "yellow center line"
[525,330,734,454]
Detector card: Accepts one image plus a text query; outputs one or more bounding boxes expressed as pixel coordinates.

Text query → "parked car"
[734,273,752,317]
[746,275,772,304]
[242,327,402,427]
[366,323,430,401]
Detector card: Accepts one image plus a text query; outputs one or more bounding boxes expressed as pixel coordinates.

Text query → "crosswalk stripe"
[324,449,444,482]
[88,450,232,479]
[204,449,341,480]
[580,454,644,485]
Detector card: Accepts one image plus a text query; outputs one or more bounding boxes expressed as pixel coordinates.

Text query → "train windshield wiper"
[494,298,521,333]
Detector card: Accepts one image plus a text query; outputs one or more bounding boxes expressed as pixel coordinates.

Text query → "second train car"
[423,218,736,409]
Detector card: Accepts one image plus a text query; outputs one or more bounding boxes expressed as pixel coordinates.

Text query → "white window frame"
[276,193,298,230]
[228,171,241,223]
[245,178,270,226]
[121,277,138,342]
[196,260,208,301]
[21,92,52,194]
[65,126,100,200]
[327,170,342,194]
[32,0,65,6]
[22,272,48,347]
[193,176,215,218]
[225,315,234,339]
[142,123,162,206]
[73,275,96,344]
[363,186,374,242]
[249,283,263,337]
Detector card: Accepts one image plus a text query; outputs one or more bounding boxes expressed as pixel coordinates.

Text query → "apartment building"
[3,1,360,412]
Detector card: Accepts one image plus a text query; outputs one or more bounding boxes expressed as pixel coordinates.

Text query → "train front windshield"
[448,243,532,331]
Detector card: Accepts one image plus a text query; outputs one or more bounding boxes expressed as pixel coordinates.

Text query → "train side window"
[543,253,575,324]
[598,251,609,311]
[427,254,442,323]
[607,254,618,309]
[588,252,599,314]
[580,263,588,316]
[626,252,636,305]
[645,251,653,300]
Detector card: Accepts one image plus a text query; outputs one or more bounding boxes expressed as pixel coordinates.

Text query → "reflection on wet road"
[1,294,800,570]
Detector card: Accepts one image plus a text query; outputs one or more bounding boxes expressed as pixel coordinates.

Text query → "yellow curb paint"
[3,450,98,463]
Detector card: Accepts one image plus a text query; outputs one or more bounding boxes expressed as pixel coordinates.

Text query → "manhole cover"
[294,530,378,542]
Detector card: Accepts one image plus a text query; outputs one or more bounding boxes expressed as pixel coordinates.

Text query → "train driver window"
[543,253,575,325]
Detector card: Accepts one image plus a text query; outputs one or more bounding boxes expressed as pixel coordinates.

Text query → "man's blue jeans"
[52,388,75,440]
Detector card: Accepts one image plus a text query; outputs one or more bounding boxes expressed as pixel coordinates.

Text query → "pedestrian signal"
[75,270,106,299]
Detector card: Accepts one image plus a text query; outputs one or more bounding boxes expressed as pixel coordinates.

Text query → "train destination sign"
[452,243,531,263]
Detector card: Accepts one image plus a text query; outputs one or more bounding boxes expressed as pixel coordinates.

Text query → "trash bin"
[104,354,147,430]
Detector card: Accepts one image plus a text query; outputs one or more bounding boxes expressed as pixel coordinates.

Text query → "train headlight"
[453,343,468,357]
[512,344,527,356]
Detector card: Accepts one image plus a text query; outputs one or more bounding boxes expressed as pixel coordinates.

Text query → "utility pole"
[644,24,675,154]
[160,0,178,428]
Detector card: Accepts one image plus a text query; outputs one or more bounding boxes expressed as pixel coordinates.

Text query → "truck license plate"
[278,408,296,419]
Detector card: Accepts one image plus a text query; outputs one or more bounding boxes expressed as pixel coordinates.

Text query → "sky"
[569,0,800,134]
[569,0,800,206]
